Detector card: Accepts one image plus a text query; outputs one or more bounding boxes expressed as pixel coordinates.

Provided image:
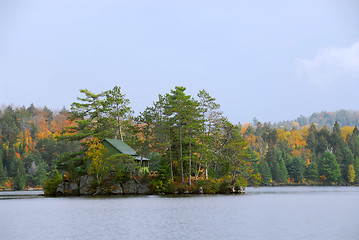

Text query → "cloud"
[296,40,359,87]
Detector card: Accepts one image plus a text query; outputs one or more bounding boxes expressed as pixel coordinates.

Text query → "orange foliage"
[240,123,251,136]
[5,179,12,189]
[51,112,74,136]
[36,114,52,139]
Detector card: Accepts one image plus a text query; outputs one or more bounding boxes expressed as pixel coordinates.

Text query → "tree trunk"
[180,125,184,184]
[169,132,173,181]
[188,137,192,186]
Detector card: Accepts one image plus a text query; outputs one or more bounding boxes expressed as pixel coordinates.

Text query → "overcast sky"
[1,0,358,124]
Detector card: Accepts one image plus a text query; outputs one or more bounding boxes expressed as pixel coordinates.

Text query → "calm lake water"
[1,187,359,240]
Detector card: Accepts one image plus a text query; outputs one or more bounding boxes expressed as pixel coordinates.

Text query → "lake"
[1,186,358,240]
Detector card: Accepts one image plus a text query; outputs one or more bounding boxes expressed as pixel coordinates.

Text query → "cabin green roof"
[103,139,137,156]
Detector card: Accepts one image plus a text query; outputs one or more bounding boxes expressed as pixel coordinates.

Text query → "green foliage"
[32,160,47,186]
[149,152,161,171]
[218,176,232,194]
[44,169,62,196]
[150,158,173,194]
[288,157,306,183]
[12,158,26,190]
[258,160,272,185]
[0,152,7,184]
[354,157,359,184]
[305,162,319,182]
[318,151,341,184]
[3,87,359,191]
[197,179,219,194]
[35,137,58,171]
[60,86,132,142]
[342,147,354,183]
[276,149,288,183]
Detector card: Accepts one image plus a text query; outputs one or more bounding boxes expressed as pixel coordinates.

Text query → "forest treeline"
[273,110,359,129]
[1,86,359,192]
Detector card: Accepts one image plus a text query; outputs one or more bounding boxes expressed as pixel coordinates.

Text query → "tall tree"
[197,90,222,180]
[220,120,250,191]
[258,160,271,185]
[102,86,132,141]
[165,86,196,183]
[276,148,288,183]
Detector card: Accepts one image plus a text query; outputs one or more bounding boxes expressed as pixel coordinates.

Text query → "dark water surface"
[1,187,358,240]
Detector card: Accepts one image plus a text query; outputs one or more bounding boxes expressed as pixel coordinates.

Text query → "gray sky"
[1,0,359,124]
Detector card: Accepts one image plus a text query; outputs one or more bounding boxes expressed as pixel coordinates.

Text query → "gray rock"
[79,175,94,195]
[56,183,65,194]
[69,182,79,194]
[137,183,150,194]
[110,183,123,194]
[122,179,137,194]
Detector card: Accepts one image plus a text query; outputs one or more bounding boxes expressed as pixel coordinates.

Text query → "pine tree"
[13,158,26,190]
[288,157,305,183]
[318,151,341,184]
[0,152,7,184]
[258,160,272,185]
[304,162,319,182]
[276,148,288,183]
[353,157,359,184]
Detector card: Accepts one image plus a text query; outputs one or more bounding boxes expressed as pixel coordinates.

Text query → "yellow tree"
[341,126,355,143]
[86,138,108,186]
[348,164,355,184]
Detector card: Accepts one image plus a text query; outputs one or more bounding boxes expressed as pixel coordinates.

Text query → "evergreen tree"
[317,127,331,154]
[306,123,318,155]
[32,160,47,186]
[0,152,7,184]
[347,127,359,158]
[220,121,250,190]
[265,145,280,181]
[304,162,319,182]
[35,138,57,171]
[353,157,359,184]
[318,151,341,184]
[197,89,222,180]
[13,158,26,190]
[165,86,199,183]
[288,157,305,183]
[276,148,288,183]
[330,121,346,164]
[341,147,354,183]
[0,106,21,146]
[258,160,272,185]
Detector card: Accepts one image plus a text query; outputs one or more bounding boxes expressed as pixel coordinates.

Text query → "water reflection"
[1,187,358,240]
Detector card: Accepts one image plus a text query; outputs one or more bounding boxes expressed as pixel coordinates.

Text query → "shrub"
[44,170,62,196]
[201,179,219,194]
